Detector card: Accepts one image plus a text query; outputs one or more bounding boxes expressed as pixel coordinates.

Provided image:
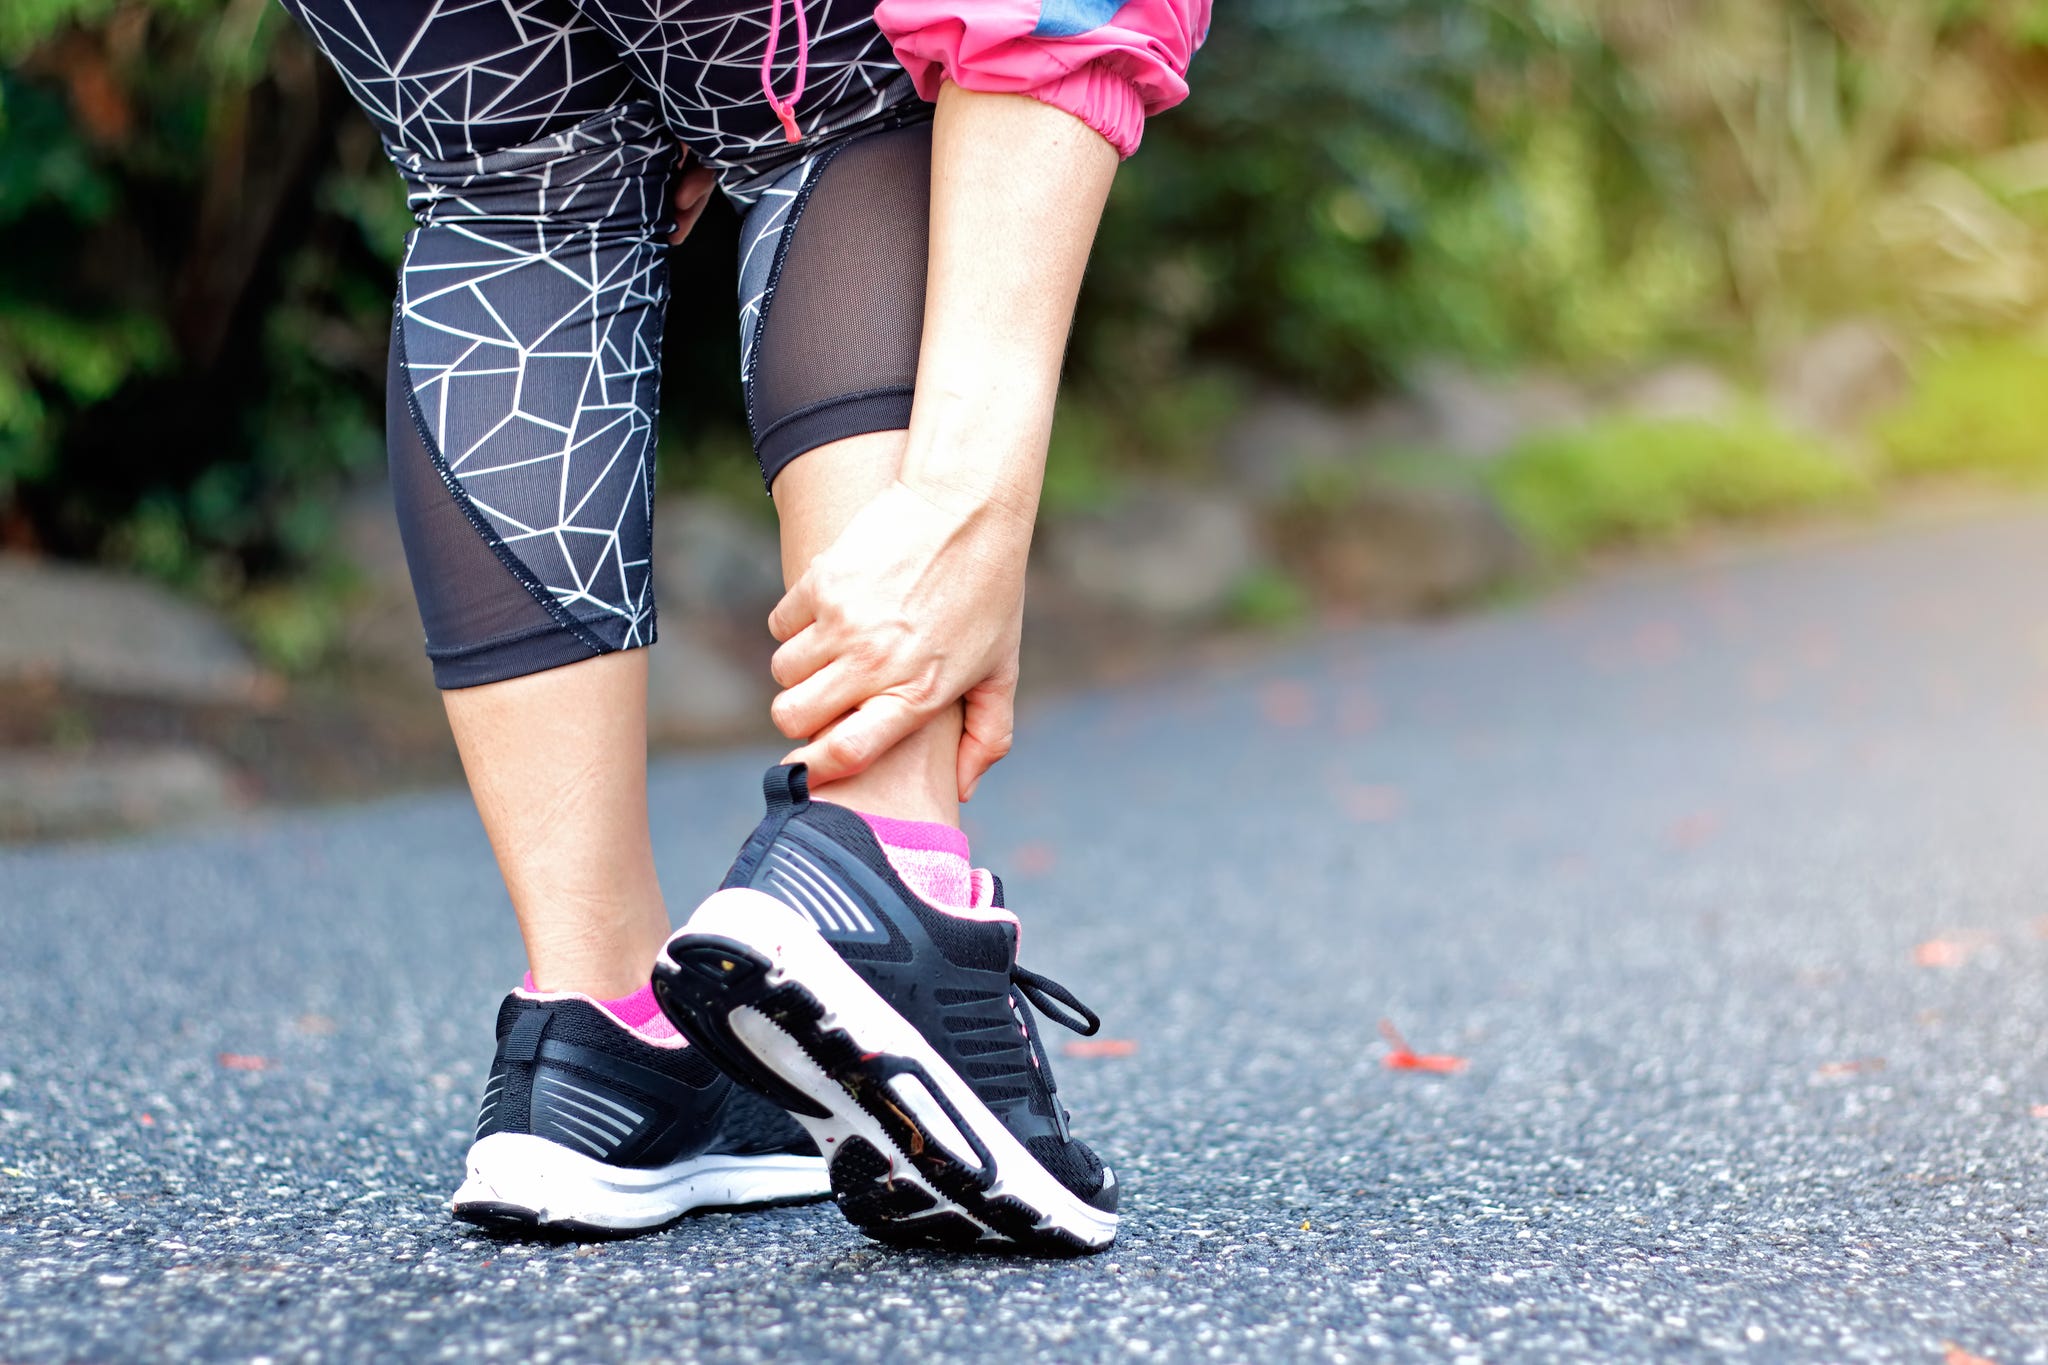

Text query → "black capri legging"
[278,0,933,687]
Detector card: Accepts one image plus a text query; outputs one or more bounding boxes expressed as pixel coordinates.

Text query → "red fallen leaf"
[1336,691,1380,737]
[1379,1020,1468,1074]
[217,1053,272,1072]
[1010,843,1057,877]
[137,1113,155,1127]
[1061,1038,1138,1059]
[1668,811,1721,849]
[2031,1104,2048,1119]
[1914,936,1988,968]
[1944,1345,1997,1365]
[1815,1058,1886,1077]
[1342,785,1405,822]
[1260,680,1314,727]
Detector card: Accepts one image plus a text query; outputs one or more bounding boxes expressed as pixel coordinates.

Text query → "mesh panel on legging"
[743,120,932,489]
[373,105,673,686]
[280,0,933,683]
[386,335,600,686]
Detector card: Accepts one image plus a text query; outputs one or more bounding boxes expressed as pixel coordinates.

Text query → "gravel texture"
[7,506,2048,1362]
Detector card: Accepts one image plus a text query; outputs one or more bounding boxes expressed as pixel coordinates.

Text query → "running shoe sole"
[451,1131,829,1236]
[652,888,1119,1257]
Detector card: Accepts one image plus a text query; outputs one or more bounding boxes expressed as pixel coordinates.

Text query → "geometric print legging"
[277,0,933,686]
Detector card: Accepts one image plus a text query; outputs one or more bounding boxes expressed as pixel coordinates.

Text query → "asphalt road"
[8,505,2048,1363]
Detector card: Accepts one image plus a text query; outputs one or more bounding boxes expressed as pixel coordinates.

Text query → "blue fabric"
[1033,0,1128,39]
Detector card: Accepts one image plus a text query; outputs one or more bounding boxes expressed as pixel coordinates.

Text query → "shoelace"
[1011,964,1100,1037]
[1008,964,1099,1142]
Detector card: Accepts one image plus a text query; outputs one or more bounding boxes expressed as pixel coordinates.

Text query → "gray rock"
[1218,390,1434,498]
[652,494,786,629]
[1410,361,1592,460]
[1769,320,1909,439]
[1275,482,1527,614]
[332,480,430,676]
[1040,483,1263,620]
[0,555,272,705]
[1619,361,1740,422]
[0,745,242,841]
[645,619,772,744]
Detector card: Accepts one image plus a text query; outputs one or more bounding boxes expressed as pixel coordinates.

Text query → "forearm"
[897,83,1119,523]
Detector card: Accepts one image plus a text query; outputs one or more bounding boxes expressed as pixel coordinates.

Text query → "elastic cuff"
[757,386,916,490]
[428,619,612,689]
[1024,63,1149,158]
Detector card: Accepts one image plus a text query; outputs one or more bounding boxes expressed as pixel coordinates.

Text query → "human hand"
[767,480,1031,801]
[669,154,715,245]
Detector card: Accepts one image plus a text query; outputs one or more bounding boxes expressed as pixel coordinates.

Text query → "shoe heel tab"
[502,1004,554,1063]
[721,765,811,891]
[764,764,810,814]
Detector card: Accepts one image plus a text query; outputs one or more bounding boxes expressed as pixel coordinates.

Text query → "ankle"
[810,772,957,826]
[806,707,963,824]
[522,929,666,1000]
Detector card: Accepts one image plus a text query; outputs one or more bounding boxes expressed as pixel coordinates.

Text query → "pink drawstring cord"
[761,0,809,144]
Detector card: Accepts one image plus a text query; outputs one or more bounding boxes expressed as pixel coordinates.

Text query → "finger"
[669,166,715,244]
[768,623,834,689]
[956,687,1015,803]
[783,694,923,785]
[767,576,817,644]
[769,659,870,742]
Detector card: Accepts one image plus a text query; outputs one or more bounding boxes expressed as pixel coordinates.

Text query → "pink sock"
[522,972,680,1042]
[859,812,972,911]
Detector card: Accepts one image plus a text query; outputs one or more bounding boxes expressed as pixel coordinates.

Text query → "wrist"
[896,394,1049,529]
[894,468,1041,533]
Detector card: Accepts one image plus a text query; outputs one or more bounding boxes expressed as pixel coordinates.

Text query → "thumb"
[956,684,1015,803]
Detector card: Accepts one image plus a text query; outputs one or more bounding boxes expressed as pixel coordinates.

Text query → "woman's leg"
[725,120,963,825]
[442,655,669,998]
[285,0,678,996]
[769,431,963,826]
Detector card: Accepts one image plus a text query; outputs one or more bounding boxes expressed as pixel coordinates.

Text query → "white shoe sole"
[450,1130,828,1235]
[653,888,1118,1256]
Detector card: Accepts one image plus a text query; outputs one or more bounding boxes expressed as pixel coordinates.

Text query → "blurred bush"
[8,0,2048,618]
[0,0,396,597]
[1876,338,2048,481]
[1491,411,1869,562]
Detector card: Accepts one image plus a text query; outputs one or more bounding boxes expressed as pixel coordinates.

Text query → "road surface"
[7,505,2048,1361]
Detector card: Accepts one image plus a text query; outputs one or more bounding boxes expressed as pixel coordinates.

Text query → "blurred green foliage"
[1876,338,2048,481]
[8,0,2048,639]
[1225,565,1315,630]
[0,0,394,597]
[1491,413,1869,561]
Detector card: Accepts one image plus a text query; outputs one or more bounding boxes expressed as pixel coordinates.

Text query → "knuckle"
[900,665,946,711]
[848,635,891,670]
[829,729,876,769]
[769,695,807,740]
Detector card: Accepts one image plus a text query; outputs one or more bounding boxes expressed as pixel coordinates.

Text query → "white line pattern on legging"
[279,0,916,652]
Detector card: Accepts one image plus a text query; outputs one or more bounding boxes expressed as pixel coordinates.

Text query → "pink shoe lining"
[858,812,969,859]
[858,812,975,911]
[518,972,682,1044]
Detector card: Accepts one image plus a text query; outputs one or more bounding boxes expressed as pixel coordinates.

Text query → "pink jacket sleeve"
[873,0,1210,158]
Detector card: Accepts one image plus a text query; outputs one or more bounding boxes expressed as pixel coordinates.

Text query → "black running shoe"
[450,989,828,1236]
[651,765,1118,1256]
